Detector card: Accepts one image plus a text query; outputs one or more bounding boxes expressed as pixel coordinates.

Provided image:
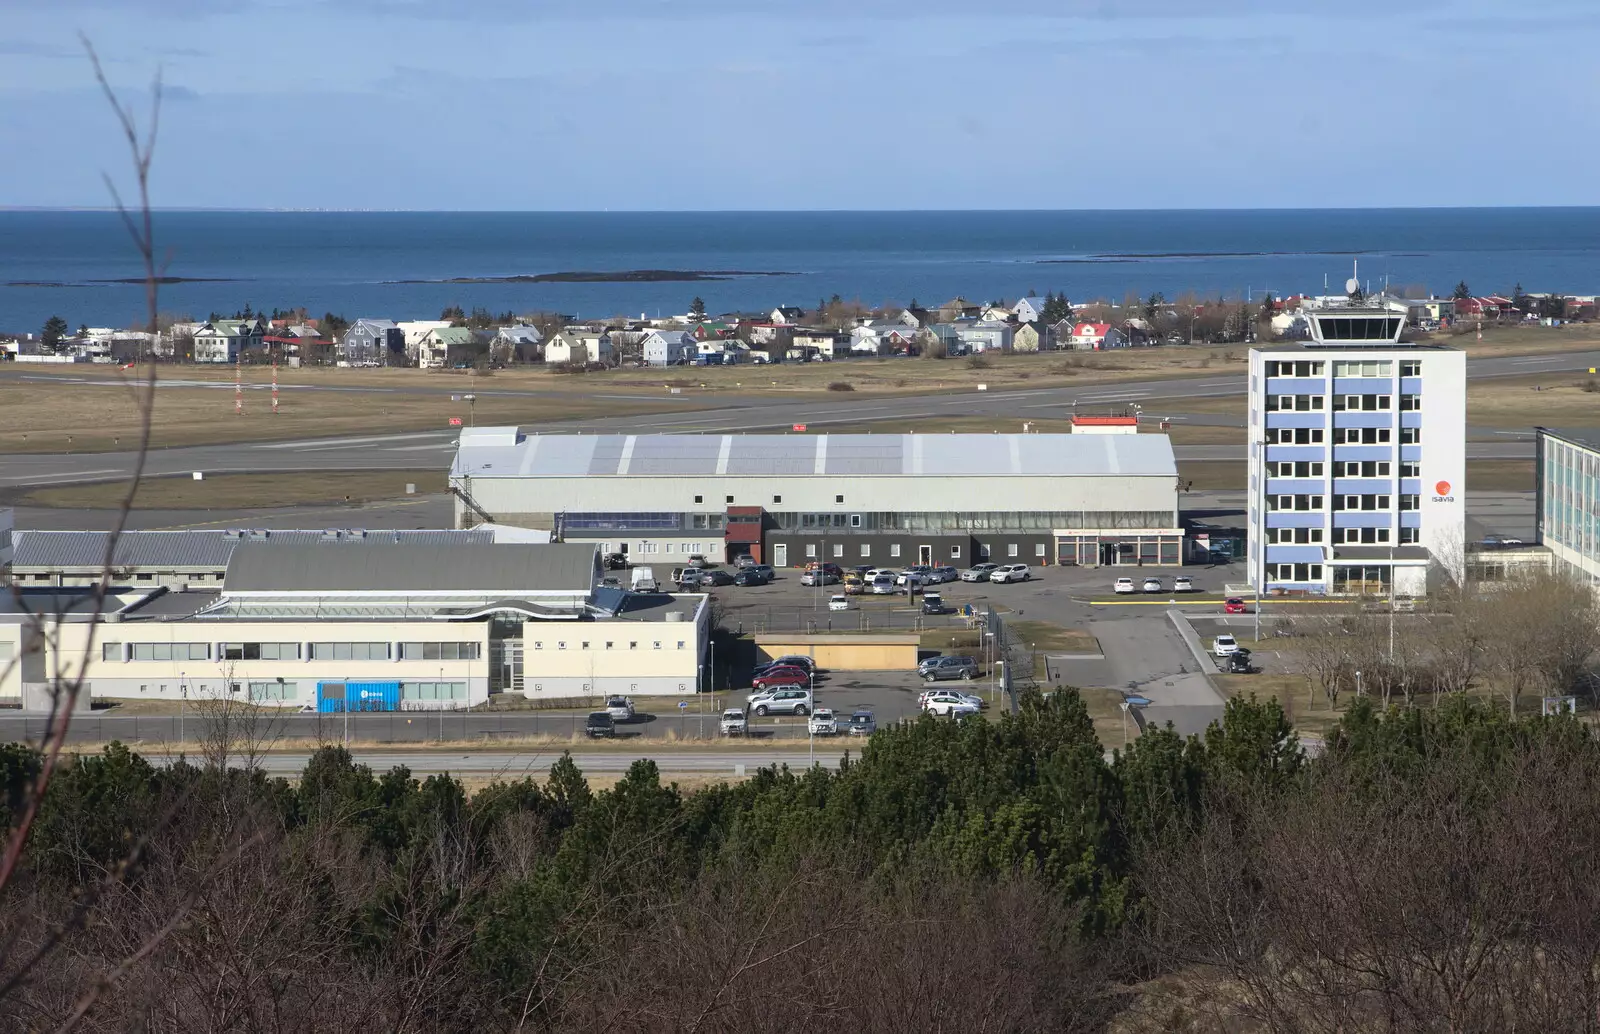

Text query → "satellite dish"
[1345,278,1361,295]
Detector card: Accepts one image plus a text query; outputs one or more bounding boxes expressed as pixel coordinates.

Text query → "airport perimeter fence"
[0,709,834,746]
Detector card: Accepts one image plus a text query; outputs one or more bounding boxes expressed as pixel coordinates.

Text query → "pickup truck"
[720,708,748,736]
[808,708,837,736]
[605,696,634,722]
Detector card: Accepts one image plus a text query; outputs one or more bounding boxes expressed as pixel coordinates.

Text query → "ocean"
[3,208,1599,331]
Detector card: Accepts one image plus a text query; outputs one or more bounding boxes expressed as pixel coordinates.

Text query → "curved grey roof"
[224,542,598,594]
[11,528,493,570]
[454,432,1176,479]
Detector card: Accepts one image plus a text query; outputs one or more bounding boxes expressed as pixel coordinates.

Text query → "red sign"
[793,423,807,432]
[1435,480,1451,496]
[449,417,463,427]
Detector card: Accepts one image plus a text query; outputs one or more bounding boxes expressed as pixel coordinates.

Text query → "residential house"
[396,320,452,365]
[643,329,696,366]
[1012,297,1053,324]
[192,318,265,364]
[770,306,807,325]
[692,321,732,341]
[491,324,543,362]
[792,331,844,359]
[1012,322,1044,353]
[980,303,1014,323]
[935,296,981,322]
[850,321,918,355]
[545,327,613,366]
[339,318,404,367]
[418,326,476,369]
[930,320,1013,355]
[695,338,751,365]
[1068,322,1112,350]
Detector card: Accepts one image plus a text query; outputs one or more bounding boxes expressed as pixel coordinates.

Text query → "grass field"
[18,470,444,509]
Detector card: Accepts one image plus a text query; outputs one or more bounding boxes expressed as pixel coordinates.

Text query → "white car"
[808,708,838,735]
[828,594,849,611]
[1142,578,1163,593]
[923,691,981,717]
[1173,576,1194,592]
[989,564,1031,584]
[870,574,897,595]
[720,708,748,736]
[1213,634,1239,657]
[918,689,985,711]
[1114,577,1136,594]
[961,564,1000,582]
[605,695,635,721]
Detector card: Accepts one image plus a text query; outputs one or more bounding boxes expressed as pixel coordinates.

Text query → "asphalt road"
[1,347,1592,489]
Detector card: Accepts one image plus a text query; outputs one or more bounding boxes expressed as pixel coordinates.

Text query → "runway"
[0,347,1588,490]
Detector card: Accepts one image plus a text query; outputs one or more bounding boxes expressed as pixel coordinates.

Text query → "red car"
[1224,598,1248,614]
[751,667,810,690]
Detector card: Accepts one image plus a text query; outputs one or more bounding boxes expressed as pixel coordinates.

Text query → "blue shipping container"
[317,680,401,713]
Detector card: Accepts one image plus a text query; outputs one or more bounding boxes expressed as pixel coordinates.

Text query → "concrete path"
[1051,613,1225,737]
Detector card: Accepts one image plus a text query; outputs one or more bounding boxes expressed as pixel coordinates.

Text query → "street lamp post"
[178,671,186,745]
[808,669,815,765]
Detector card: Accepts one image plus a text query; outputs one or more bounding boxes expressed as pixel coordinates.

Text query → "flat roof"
[453,432,1177,479]
[1539,427,1600,454]
[223,543,598,594]
[10,528,494,570]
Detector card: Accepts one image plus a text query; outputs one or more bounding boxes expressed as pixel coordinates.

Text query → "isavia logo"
[1432,480,1455,503]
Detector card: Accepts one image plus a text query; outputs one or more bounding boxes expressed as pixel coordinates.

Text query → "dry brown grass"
[1467,372,1600,429]
[19,469,444,509]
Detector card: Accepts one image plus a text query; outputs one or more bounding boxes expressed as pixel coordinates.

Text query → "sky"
[1,0,1597,210]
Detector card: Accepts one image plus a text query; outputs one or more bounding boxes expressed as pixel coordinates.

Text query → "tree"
[40,315,68,351]
[689,297,706,321]
[440,304,465,322]
[1040,291,1072,324]
[1453,280,1472,300]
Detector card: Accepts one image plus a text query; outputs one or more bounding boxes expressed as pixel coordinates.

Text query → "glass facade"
[773,510,1174,533]
[1541,435,1600,576]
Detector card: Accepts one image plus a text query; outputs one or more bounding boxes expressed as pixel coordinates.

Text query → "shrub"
[966,354,992,370]
[1583,378,1600,394]
[827,381,855,392]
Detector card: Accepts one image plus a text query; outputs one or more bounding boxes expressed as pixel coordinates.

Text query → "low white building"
[545,328,613,366]
[643,329,695,366]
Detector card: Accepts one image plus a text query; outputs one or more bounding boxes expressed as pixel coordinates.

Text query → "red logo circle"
[1435,481,1451,496]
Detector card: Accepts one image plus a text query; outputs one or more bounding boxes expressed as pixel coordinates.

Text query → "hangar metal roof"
[10,529,493,571]
[223,543,599,595]
[452,432,1176,479]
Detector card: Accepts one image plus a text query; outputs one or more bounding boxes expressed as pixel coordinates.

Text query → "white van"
[630,566,659,592]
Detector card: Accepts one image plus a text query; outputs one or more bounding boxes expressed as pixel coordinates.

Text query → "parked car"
[756,655,815,674]
[687,554,708,568]
[930,565,960,584]
[603,552,629,570]
[895,571,927,594]
[678,568,705,588]
[904,565,935,582]
[919,655,979,682]
[961,564,1000,582]
[918,688,985,710]
[923,691,980,717]
[746,687,812,716]
[843,574,865,595]
[630,567,659,592]
[720,708,748,736]
[1114,577,1136,594]
[921,592,947,615]
[733,568,772,586]
[1173,576,1194,592]
[808,708,838,735]
[585,712,615,738]
[734,554,756,568]
[605,696,634,722]
[1224,597,1248,614]
[801,564,842,586]
[828,594,849,611]
[699,569,735,586]
[1224,652,1256,674]
[752,667,810,690]
[990,564,1031,584]
[870,574,897,594]
[847,710,877,736]
[1142,577,1163,593]
[1213,634,1240,657]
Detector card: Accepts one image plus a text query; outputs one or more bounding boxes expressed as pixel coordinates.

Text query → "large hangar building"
[450,429,1184,568]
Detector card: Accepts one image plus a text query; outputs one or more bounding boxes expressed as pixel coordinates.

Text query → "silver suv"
[918,655,979,682]
[746,686,813,716]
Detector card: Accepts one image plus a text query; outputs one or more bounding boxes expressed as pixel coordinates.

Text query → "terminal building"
[1247,297,1466,596]
[450,429,1185,569]
[0,537,708,708]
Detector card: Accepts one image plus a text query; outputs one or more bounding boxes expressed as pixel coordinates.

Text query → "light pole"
[1253,426,1267,643]
[178,671,186,745]
[808,668,816,765]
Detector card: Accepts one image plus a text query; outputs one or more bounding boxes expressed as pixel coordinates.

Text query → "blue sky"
[1,0,1596,210]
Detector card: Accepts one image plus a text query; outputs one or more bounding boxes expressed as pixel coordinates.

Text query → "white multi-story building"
[1247,299,1465,596]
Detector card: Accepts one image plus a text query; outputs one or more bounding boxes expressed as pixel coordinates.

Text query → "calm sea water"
[3,208,1599,331]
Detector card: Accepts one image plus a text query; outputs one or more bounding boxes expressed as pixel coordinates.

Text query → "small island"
[386,269,794,285]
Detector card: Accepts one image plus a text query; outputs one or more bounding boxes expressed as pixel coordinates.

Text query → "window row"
[1269,494,1323,511]
[1334,426,1420,444]
[249,681,297,701]
[1333,494,1390,511]
[222,642,300,661]
[102,642,212,662]
[1270,563,1324,581]
[1267,527,1324,544]
[1265,359,1325,377]
[1266,394,1324,412]
[1267,461,1324,478]
[398,642,481,661]
[1335,460,1390,477]
[530,641,689,651]
[1332,360,1391,377]
[309,642,390,661]
[1271,427,1326,444]
[401,681,468,701]
[1333,393,1391,412]
[1335,527,1391,544]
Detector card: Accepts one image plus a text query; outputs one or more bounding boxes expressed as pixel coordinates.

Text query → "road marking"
[255,432,454,449]
[0,467,124,483]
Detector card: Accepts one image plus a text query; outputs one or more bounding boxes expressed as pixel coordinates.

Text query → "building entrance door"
[1100,542,1117,566]
[918,544,932,565]
[773,543,788,568]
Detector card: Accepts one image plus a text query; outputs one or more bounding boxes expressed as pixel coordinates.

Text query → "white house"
[192,318,265,364]
[980,304,1014,323]
[491,324,542,358]
[396,320,452,364]
[643,329,696,366]
[770,306,807,325]
[793,331,845,358]
[418,326,475,369]
[545,328,613,366]
[1012,297,1054,324]
[850,321,917,355]
[1068,322,1112,349]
